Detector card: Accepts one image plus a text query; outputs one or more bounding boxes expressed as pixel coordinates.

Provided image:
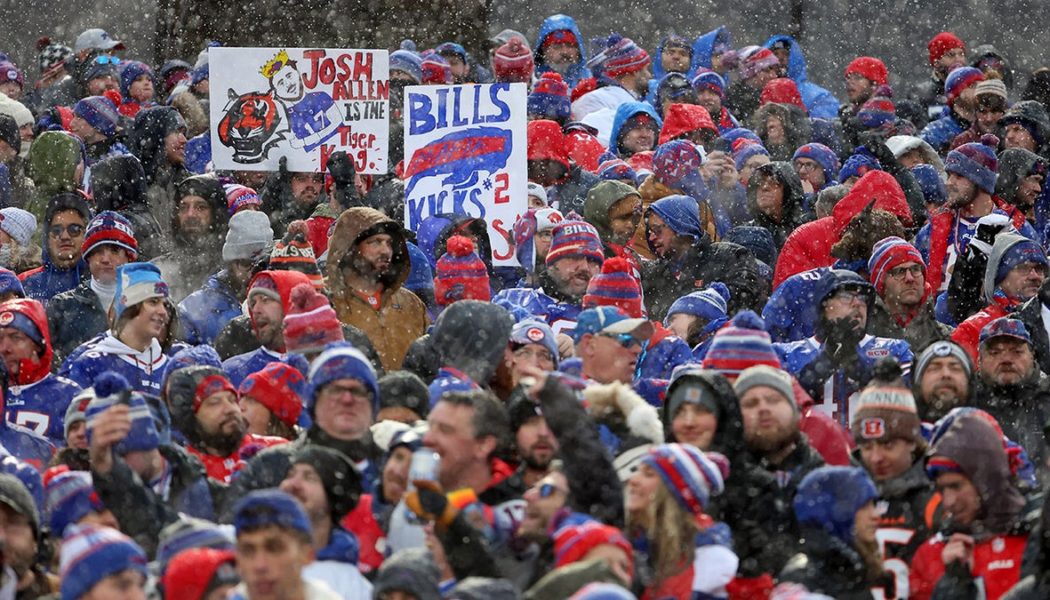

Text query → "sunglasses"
[48,224,85,238]
[533,482,566,498]
[598,332,642,349]
[93,55,121,65]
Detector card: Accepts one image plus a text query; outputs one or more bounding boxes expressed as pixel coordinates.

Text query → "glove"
[823,317,864,365]
[859,132,896,168]
[326,150,356,188]
[969,213,1012,255]
[404,481,458,528]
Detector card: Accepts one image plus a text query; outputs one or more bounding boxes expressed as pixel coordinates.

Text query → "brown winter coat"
[326,207,428,371]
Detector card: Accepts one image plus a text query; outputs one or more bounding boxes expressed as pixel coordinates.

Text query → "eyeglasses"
[48,224,85,238]
[795,161,821,172]
[887,264,923,279]
[598,332,642,349]
[320,383,373,402]
[513,347,554,364]
[1013,262,1048,276]
[830,289,868,304]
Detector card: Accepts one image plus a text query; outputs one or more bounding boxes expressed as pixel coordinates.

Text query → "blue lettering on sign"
[406,84,513,136]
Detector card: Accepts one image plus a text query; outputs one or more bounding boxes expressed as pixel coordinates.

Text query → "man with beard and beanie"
[780,466,882,599]
[725,364,825,593]
[949,77,1009,150]
[996,148,1047,225]
[841,56,889,140]
[86,371,224,556]
[911,340,974,421]
[495,220,604,332]
[725,46,781,123]
[223,343,382,512]
[0,298,82,447]
[915,136,1037,297]
[776,269,914,428]
[47,211,138,366]
[641,194,766,321]
[152,173,230,303]
[571,35,651,121]
[128,106,189,236]
[167,365,286,483]
[910,32,967,123]
[921,66,984,153]
[951,232,1047,360]
[179,210,274,346]
[19,191,90,306]
[326,207,428,372]
[221,270,313,387]
[90,154,167,260]
[866,236,952,353]
[583,180,644,274]
[850,366,941,600]
[910,411,1033,600]
[278,446,372,597]
[971,318,1050,465]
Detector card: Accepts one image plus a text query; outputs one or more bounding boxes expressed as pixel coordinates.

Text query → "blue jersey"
[178,274,243,346]
[776,335,913,427]
[5,375,82,447]
[762,267,830,343]
[289,92,339,152]
[61,333,171,396]
[493,288,582,334]
[223,347,284,388]
[0,423,54,472]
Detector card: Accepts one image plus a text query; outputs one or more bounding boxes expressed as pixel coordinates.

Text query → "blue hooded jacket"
[609,101,662,157]
[763,35,839,120]
[693,26,732,78]
[534,15,592,88]
[19,248,87,308]
[178,271,243,346]
[652,33,701,80]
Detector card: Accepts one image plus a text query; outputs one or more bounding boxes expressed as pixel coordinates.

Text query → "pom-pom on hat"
[84,372,161,454]
[434,235,490,306]
[700,311,781,377]
[582,257,644,318]
[528,72,571,122]
[640,443,726,519]
[282,283,344,355]
[238,362,306,428]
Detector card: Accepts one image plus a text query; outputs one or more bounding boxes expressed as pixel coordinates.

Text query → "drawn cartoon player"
[261,49,343,152]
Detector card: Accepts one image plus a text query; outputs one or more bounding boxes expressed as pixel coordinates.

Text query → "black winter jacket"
[780,527,876,600]
[46,280,110,368]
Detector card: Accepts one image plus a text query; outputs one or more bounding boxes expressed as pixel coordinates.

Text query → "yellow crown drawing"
[261,49,291,78]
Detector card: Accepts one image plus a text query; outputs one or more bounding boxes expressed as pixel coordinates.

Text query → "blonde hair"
[627,483,696,585]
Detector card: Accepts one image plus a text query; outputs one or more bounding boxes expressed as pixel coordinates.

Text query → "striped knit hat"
[945,135,999,193]
[269,220,324,290]
[850,383,921,442]
[420,53,452,85]
[84,372,160,454]
[60,525,147,600]
[45,469,105,537]
[665,282,730,325]
[588,36,650,78]
[282,283,344,355]
[223,183,262,215]
[528,72,571,122]
[692,68,726,99]
[857,87,896,129]
[700,310,781,377]
[732,138,770,170]
[944,66,984,107]
[434,235,490,305]
[82,210,138,260]
[640,443,725,519]
[739,46,779,80]
[73,95,120,137]
[239,362,306,427]
[553,521,633,571]
[545,220,604,267]
[867,236,925,295]
[582,257,644,318]
[493,38,534,84]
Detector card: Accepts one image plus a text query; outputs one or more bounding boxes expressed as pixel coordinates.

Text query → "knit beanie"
[553,521,633,570]
[793,466,877,544]
[664,282,730,325]
[238,362,306,428]
[911,164,947,205]
[114,263,169,319]
[589,36,651,78]
[37,38,73,74]
[0,473,37,537]
[791,143,840,185]
[994,238,1047,286]
[155,517,234,575]
[582,258,644,318]
[420,53,452,85]
[307,342,380,417]
[0,298,43,349]
[390,50,423,84]
[944,66,984,107]
[665,370,723,424]
[652,140,707,199]
[850,383,921,443]
[0,208,36,246]
[929,32,965,66]
[0,114,19,157]
[73,95,120,138]
[528,119,570,169]
[701,311,781,376]
[640,444,725,519]
[378,370,430,419]
[281,284,342,356]
[760,78,805,111]
[733,365,796,408]
[732,138,770,170]
[647,194,702,239]
[493,38,534,84]
[289,445,362,523]
[974,78,1008,103]
[82,210,138,260]
[232,489,312,538]
[914,340,972,384]
[528,73,571,122]
[64,388,92,441]
[839,151,882,182]
[269,220,324,289]
[118,60,154,98]
[857,87,896,129]
[434,235,491,305]
[527,181,549,205]
[739,46,779,80]
[513,207,564,271]
[84,372,161,454]
[845,57,888,85]
[60,525,147,600]
[1000,101,1049,147]
[45,470,105,537]
[223,210,273,262]
[223,183,262,215]
[597,159,638,183]
[867,236,925,295]
[161,548,239,600]
[373,547,441,600]
[545,220,604,267]
[692,68,726,99]
[944,135,999,193]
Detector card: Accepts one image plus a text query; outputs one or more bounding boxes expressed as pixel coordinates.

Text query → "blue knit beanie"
[73,95,120,138]
[793,466,877,544]
[307,342,380,417]
[911,164,947,205]
[792,143,840,185]
[647,195,702,239]
[232,489,311,538]
[390,50,423,84]
[995,238,1048,285]
[84,372,160,454]
[119,60,154,99]
[664,282,730,325]
[945,135,999,194]
[60,525,147,600]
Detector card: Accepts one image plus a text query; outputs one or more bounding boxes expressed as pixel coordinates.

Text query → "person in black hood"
[128,106,188,237]
[258,157,326,238]
[746,161,809,249]
[90,154,167,260]
[151,174,229,302]
[1000,100,1050,156]
[996,147,1047,219]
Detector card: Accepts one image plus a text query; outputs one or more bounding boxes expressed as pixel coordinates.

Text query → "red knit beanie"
[582,257,644,318]
[434,235,491,306]
[238,362,305,428]
[161,548,239,600]
[928,32,965,66]
[282,283,345,354]
[760,78,806,112]
[493,38,534,84]
[845,57,889,86]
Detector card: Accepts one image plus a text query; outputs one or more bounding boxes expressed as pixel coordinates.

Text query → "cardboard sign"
[209,47,389,173]
[402,83,528,266]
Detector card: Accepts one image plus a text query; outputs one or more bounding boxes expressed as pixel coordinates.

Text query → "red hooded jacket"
[658,103,718,145]
[1,299,53,386]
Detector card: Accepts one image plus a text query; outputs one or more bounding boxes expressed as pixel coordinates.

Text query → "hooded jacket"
[997,148,1046,209]
[24,131,82,224]
[151,174,229,303]
[657,102,717,145]
[90,154,167,260]
[751,103,813,160]
[693,27,731,74]
[1,299,82,446]
[178,270,243,346]
[18,192,90,305]
[534,15,591,88]
[886,135,946,178]
[609,102,662,158]
[774,171,913,288]
[46,278,111,373]
[762,35,840,119]
[326,207,428,372]
[779,526,875,599]
[910,413,1031,600]
[746,161,810,248]
[431,299,513,386]
[61,331,172,396]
